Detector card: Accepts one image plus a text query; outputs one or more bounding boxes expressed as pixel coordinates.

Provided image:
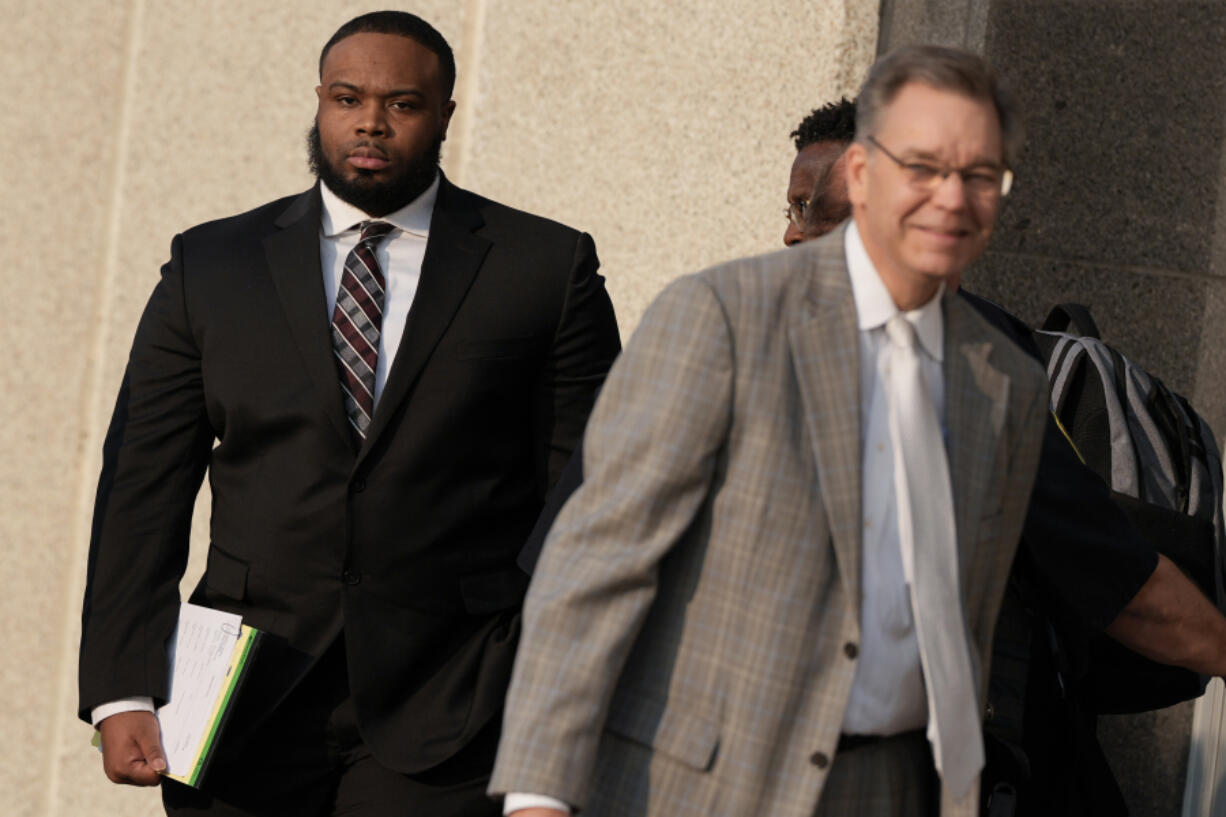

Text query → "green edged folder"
[168,616,262,787]
[91,603,263,788]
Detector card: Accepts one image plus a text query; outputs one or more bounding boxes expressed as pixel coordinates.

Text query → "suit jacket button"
[342,570,361,585]
[843,642,858,659]
[810,751,829,769]
[351,478,366,493]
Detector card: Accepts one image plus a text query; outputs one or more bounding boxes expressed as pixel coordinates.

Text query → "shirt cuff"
[503,792,573,815]
[91,696,155,727]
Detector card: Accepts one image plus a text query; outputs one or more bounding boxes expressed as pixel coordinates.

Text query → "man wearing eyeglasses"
[783,98,856,247]
[789,97,1226,817]
[489,45,1052,817]
[789,92,1226,809]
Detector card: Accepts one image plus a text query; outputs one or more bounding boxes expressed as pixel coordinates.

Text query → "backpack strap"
[1042,333,1080,415]
[1103,344,1149,497]
[1081,339,1141,495]
[1150,381,1193,510]
[1041,303,1102,339]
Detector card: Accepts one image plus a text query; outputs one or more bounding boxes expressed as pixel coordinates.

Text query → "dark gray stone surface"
[1195,282,1226,437]
[963,252,1214,402]
[880,2,1226,816]
[877,0,991,52]
[1099,703,1197,817]
[983,2,1226,280]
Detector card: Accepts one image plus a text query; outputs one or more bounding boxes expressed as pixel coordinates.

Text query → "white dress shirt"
[840,220,946,735]
[504,223,948,815]
[90,175,440,729]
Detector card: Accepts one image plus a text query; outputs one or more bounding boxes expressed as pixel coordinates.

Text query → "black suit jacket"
[79,176,621,773]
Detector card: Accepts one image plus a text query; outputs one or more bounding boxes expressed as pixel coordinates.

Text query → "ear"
[844,142,870,208]
[315,85,324,105]
[440,99,457,140]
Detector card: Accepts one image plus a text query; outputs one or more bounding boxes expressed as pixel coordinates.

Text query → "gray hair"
[855,44,1023,167]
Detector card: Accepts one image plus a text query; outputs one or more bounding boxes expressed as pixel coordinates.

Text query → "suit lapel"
[357,177,492,466]
[263,187,356,451]
[943,294,1011,572]
[788,234,863,618]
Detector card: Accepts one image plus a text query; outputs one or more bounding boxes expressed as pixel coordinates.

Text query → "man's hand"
[98,710,167,785]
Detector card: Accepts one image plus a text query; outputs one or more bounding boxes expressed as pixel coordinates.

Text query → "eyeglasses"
[784,199,807,229]
[866,135,1013,197]
[784,195,853,238]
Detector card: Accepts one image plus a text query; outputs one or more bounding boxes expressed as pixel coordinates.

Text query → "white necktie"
[884,313,984,800]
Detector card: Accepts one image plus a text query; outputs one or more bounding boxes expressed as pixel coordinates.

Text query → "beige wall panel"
[0,1,132,815]
[461,0,877,334]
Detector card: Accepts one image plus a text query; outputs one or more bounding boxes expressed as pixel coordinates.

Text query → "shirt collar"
[319,172,440,239]
[844,220,945,362]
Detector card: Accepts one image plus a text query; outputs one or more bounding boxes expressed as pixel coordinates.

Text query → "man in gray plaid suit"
[490,46,1048,817]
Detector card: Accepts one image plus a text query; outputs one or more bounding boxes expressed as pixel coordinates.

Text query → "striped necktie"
[330,220,395,441]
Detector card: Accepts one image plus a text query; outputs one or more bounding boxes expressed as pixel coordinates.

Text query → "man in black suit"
[78,11,620,816]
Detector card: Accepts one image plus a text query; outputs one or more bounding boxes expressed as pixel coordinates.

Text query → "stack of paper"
[156,603,261,785]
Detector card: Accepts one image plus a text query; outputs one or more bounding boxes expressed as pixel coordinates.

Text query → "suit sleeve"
[78,234,213,722]
[518,439,586,574]
[491,275,733,808]
[533,232,620,496]
[1018,415,1159,632]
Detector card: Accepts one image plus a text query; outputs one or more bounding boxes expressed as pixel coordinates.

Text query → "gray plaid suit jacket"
[489,226,1049,817]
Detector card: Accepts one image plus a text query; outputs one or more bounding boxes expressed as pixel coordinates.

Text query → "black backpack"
[1032,303,1225,713]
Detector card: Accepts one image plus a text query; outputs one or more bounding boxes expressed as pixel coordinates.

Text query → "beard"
[307,123,442,217]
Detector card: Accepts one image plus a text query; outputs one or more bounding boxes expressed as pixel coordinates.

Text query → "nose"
[930,171,967,210]
[356,102,389,136]
[784,221,805,247]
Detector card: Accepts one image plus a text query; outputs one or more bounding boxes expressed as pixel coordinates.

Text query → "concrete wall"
[1,1,878,814]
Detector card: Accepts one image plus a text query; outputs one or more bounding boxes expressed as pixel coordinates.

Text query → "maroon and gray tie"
[330,220,395,441]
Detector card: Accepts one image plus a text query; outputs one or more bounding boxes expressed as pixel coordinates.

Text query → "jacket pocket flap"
[205,545,249,600]
[605,689,720,771]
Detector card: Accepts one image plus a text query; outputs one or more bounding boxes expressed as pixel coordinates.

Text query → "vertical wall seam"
[45,0,147,813]
[965,0,990,54]
[451,0,489,186]
[875,0,895,56]
[839,0,880,97]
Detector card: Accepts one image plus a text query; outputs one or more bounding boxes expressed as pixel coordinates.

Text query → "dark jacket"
[79,176,621,773]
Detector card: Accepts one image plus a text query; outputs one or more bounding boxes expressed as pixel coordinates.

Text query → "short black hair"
[790,97,857,151]
[319,11,457,98]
